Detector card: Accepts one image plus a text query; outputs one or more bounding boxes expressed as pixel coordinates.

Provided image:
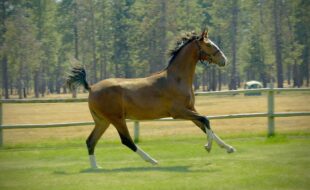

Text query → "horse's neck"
[167,43,198,86]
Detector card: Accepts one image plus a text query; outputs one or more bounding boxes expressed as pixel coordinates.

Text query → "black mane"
[168,31,199,65]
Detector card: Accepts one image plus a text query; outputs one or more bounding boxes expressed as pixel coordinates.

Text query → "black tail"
[66,65,91,91]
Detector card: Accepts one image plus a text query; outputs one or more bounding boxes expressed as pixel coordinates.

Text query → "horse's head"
[195,29,227,67]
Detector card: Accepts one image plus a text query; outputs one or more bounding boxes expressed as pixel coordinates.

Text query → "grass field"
[0,91,309,189]
[0,135,309,190]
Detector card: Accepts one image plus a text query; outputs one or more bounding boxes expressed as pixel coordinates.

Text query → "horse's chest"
[171,90,195,109]
[185,92,195,108]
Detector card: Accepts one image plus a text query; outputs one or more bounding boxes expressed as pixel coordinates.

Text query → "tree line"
[0,0,309,99]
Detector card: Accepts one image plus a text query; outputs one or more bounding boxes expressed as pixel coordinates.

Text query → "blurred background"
[0,0,309,99]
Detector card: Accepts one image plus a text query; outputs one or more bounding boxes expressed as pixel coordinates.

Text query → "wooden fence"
[0,86,309,146]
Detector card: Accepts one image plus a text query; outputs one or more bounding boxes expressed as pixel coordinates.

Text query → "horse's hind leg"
[86,112,110,169]
[111,118,158,165]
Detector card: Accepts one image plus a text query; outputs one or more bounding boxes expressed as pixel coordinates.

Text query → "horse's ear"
[205,27,209,38]
[200,27,208,40]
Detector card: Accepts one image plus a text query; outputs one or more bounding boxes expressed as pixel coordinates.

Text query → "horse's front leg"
[172,108,236,153]
[213,133,236,153]
[193,118,236,153]
[192,119,214,152]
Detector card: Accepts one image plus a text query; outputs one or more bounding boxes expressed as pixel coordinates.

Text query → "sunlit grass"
[0,135,309,190]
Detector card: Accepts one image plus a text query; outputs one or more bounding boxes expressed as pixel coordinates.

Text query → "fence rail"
[0,86,309,146]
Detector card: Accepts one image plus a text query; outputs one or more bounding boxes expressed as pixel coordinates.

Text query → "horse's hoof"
[143,159,158,166]
[90,165,102,170]
[204,144,212,153]
[151,160,158,165]
[227,146,236,154]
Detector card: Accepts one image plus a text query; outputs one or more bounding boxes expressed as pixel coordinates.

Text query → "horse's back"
[88,76,172,120]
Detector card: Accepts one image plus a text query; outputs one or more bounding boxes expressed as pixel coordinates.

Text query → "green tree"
[4,7,41,98]
[0,0,309,98]
[295,0,310,86]
[208,0,239,90]
[238,0,273,87]
[57,0,81,97]
[0,0,9,98]
[111,0,133,78]
[31,0,59,97]
[96,0,113,80]
[273,0,284,88]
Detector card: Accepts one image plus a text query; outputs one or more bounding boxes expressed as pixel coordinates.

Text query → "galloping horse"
[67,30,235,169]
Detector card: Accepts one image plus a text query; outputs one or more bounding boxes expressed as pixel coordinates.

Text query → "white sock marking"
[89,155,101,169]
[205,128,214,152]
[136,146,158,165]
[213,133,236,153]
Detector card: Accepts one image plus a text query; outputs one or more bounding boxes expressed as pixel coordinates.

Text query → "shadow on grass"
[78,163,215,174]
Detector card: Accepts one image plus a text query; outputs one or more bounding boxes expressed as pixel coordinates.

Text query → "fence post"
[267,83,275,136]
[134,121,140,143]
[0,100,3,147]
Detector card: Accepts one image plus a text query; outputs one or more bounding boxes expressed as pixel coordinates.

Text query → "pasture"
[0,136,309,190]
[0,91,309,190]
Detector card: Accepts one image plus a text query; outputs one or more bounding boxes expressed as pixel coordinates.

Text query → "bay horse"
[67,30,235,169]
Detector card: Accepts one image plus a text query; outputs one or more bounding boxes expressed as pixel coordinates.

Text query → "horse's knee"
[198,116,210,129]
[121,138,137,151]
[118,132,137,152]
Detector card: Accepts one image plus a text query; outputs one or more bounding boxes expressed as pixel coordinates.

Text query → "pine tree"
[4,7,41,98]
[110,0,132,77]
[0,0,9,98]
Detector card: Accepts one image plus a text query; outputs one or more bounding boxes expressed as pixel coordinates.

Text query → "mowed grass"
[0,135,309,190]
[0,91,309,189]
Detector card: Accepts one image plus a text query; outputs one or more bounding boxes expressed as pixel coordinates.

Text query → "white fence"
[0,86,309,146]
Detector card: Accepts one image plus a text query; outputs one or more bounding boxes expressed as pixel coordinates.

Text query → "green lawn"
[0,135,309,190]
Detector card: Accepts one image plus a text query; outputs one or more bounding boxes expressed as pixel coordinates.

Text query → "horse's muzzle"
[219,60,227,67]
